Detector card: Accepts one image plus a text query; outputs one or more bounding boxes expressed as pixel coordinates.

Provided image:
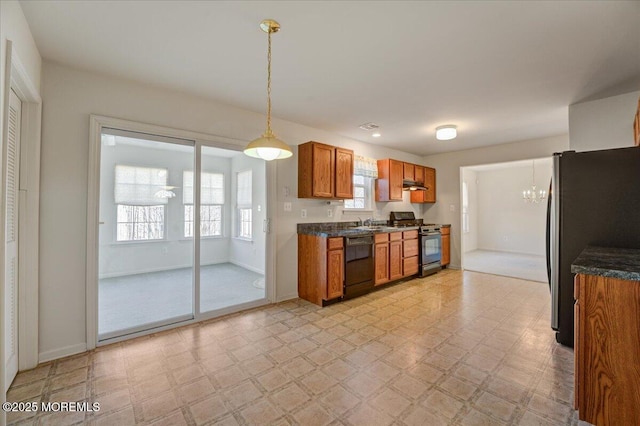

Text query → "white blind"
[354,155,379,178]
[114,165,168,205]
[237,170,252,206]
[183,171,224,205]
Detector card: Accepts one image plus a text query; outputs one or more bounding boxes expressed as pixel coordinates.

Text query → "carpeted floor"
[463,249,547,283]
[99,263,264,338]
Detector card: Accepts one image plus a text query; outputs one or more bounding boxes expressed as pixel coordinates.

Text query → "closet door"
[4,90,21,390]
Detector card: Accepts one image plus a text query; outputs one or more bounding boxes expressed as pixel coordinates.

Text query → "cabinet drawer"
[403,230,418,240]
[374,233,389,244]
[403,256,419,276]
[327,237,343,250]
[440,226,450,236]
[403,239,419,257]
[389,232,402,241]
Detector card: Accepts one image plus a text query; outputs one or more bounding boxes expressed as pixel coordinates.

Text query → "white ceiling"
[20,1,640,156]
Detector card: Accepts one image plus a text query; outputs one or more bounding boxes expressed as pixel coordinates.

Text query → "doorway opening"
[460,157,551,282]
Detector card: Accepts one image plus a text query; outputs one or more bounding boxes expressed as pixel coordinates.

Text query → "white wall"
[39,61,425,359]
[569,90,640,152]
[476,161,551,255]
[422,134,569,268]
[461,169,478,253]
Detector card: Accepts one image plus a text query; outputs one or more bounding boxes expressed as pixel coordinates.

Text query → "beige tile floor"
[6,270,580,425]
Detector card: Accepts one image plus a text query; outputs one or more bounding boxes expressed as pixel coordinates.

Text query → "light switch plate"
[327,209,333,217]
[301,209,307,218]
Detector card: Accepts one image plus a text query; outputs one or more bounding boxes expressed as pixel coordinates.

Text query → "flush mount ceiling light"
[244,19,293,161]
[372,132,381,138]
[436,125,457,141]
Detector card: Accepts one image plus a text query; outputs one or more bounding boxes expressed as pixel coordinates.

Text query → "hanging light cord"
[266,27,273,134]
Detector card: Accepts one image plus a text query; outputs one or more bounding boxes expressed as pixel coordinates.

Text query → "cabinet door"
[441,233,450,266]
[389,240,403,280]
[411,166,426,203]
[403,163,415,181]
[403,256,419,276]
[424,167,436,203]
[326,249,344,300]
[335,148,354,199]
[390,160,404,201]
[374,243,390,285]
[312,143,335,198]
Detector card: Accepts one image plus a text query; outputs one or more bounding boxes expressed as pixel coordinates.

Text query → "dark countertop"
[297,222,450,238]
[571,246,640,281]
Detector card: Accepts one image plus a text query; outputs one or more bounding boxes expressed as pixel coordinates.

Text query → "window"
[462,181,470,234]
[237,170,252,239]
[114,165,168,241]
[183,171,224,237]
[344,175,371,209]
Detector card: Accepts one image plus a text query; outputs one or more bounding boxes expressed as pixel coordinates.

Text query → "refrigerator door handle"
[545,178,552,288]
[550,154,561,330]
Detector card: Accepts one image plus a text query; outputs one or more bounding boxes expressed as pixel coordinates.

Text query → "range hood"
[402,179,427,191]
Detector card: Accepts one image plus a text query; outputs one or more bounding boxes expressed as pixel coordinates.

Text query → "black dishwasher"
[344,236,374,299]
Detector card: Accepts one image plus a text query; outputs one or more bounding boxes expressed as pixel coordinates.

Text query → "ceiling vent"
[359,122,379,131]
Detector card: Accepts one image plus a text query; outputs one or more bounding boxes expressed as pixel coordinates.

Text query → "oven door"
[421,232,442,270]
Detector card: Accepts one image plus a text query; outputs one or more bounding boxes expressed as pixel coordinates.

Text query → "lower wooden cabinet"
[389,239,403,281]
[402,230,419,277]
[298,235,344,306]
[374,233,390,286]
[574,273,640,425]
[440,226,450,267]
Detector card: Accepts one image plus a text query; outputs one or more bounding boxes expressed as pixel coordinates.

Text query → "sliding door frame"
[87,115,276,348]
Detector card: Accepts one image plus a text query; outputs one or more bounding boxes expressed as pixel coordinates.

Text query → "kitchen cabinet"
[389,232,403,281]
[298,141,354,199]
[376,159,404,201]
[374,233,390,285]
[574,272,640,425]
[440,226,450,267]
[403,162,414,181]
[298,235,344,306]
[402,230,419,276]
[410,166,436,203]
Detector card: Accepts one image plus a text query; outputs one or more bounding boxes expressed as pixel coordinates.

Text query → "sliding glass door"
[97,129,195,340]
[97,127,268,342]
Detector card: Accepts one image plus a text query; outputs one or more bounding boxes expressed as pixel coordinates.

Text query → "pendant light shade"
[244,19,293,161]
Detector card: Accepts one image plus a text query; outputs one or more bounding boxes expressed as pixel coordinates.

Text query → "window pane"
[116,205,165,241]
[354,186,365,198]
[353,175,365,185]
[344,199,355,209]
[355,199,365,209]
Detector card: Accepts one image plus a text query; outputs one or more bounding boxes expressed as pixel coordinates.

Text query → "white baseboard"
[229,260,264,275]
[39,343,87,364]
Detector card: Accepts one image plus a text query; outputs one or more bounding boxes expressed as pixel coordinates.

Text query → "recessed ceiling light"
[436,125,457,141]
[359,122,379,131]
[372,132,381,138]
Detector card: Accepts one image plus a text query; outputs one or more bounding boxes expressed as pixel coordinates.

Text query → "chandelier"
[522,160,546,203]
[243,19,293,161]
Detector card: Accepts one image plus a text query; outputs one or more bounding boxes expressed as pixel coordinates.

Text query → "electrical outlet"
[257,204,261,212]
[327,209,333,218]
[301,209,307,218]
[283,186,290,197]
[284,202,292,212]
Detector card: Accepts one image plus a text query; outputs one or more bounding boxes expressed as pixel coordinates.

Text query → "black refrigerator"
[547,147,640,347]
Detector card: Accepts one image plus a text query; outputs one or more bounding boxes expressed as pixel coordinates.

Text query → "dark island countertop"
[571,246,640,281]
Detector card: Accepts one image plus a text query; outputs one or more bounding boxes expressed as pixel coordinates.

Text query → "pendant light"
[244,19,293,161]
[522,159,547,203]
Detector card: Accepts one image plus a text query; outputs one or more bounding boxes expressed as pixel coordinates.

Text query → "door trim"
[87,115,275,349]
[1,40,42,391]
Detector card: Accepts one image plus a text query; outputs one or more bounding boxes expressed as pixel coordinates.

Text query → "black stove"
[388,211,423,228]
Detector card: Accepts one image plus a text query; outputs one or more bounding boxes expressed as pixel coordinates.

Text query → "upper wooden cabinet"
[410,166,436,203]
[403,163,414,181]
[376,159,404,201]
[298,142,353,199]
